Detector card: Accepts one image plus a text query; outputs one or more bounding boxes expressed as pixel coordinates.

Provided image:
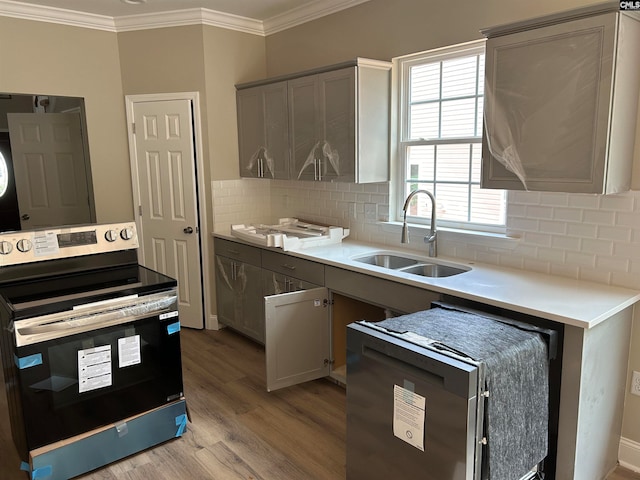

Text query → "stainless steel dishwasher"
[346,305,551,480]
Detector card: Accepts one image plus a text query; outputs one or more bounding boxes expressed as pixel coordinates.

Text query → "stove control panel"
[0,222,139,266]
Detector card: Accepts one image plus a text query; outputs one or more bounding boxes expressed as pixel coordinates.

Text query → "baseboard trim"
[619,437,640,472]
[206,314,220,331]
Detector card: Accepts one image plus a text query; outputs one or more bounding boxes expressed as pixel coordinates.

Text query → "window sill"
[379,221,521,250]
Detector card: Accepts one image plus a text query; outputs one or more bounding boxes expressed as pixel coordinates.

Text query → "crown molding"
[0,0,371,35]
[0,0,116,31]
[114,8,263,35]
[263,0,371,35]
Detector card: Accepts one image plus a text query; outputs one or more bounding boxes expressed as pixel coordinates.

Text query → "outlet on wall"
[631,371,640,396]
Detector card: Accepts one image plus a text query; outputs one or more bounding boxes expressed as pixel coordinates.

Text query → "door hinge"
[138,205,143,217]
[131,122,136,134]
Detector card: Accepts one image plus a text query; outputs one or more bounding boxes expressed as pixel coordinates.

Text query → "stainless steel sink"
[352,251,470,278]
[398,263,469,278]
[354,254,419,269]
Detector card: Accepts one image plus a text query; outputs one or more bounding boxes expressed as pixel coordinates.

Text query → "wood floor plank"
[0,327,637,479]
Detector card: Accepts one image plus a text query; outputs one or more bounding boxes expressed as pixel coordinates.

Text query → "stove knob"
[120,227,134,240]
[105,230,118,242]
[0,241,13,255]
[16,239,32,253]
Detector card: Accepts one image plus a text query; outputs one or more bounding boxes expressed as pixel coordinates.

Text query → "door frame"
[125,92,211,329]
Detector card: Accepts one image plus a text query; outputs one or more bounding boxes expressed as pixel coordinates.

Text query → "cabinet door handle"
[227,249,240,255]
[317,158,322,181]
[282,264,296,271]
[258,158,264,178]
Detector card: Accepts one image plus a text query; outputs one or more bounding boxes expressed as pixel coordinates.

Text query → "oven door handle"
[15,293,178,346]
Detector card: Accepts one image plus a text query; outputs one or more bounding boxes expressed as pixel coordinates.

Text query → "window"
[0,152,7,198]
[396,41,506,231]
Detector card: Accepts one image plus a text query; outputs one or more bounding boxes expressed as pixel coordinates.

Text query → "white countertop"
[215,234,640,329]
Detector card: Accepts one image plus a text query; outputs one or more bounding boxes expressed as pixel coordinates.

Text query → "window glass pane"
[476,97,484,137]
[442,55,478,99]
[435,144,471,182]
[436,183,470,222]
[409,103,439,139]
[406,146,435,181]
[410,63,440,102]
[478,54,485,93]
[399,44,505,229]
[441,98,476,137]
[470,186,506,225]
[0,153,7,198]
[404,183,435,217]
[470,144,482,183]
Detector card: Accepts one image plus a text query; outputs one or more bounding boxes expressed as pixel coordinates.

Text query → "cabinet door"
[289,75,322,181]
[215,255,265,343]
[264,287,330,392]
[262,270,319,295]
[482,13,616,192]
[215,255,242,330]
[318,68,356,182]
[237,82,289,179]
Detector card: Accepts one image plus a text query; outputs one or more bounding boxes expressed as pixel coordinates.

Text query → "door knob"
[21,214,30,220]
[183,226,194,234]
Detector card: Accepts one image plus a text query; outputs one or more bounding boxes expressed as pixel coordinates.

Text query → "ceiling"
[0,0,371,34]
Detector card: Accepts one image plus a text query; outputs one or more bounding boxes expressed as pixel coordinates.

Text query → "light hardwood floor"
[0,327,638,479]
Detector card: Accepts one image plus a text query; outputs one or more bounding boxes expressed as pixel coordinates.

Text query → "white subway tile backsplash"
[539,193,569,206]
[551,235,581,250]
[599,194,635,211]
[566,223,598,238]
[598,225,632,242]
[583,209,616,225]
[522,231,552,247]
[568,194,600,209]
[539,220,566,235]
[566,251,597,268]
[581,238,614,256]
[211,177,640,291]
[510,217,539,231]
[553,207,583,222]
[526,205,554,219]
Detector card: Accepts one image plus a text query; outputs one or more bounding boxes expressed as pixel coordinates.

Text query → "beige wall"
[264,0,605,76]
[0,17,131,224]
[117,24,266,319]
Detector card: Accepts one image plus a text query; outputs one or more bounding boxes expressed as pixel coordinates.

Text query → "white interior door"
[7,112,91,229]
[130,98,204,329]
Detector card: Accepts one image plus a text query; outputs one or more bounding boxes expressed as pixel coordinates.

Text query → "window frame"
[394,40,506,234]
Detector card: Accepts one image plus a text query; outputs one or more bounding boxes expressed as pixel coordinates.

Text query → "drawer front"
[325,266,439,314]
[261,250,325,285]
[214,238,261,266]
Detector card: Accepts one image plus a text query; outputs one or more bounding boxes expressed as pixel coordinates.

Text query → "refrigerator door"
[346,322,480,480]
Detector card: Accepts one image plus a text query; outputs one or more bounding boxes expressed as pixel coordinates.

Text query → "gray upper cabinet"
[481,6,640,193]
[236,58,391,183]
[237,81,289,179]
[290,68,356,182]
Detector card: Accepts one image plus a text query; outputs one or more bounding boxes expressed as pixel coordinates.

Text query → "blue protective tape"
[20,461,30,472]
[175,414,187,437]
[15,353,43,369]
[167,322,181,335]
[32,465,52,479]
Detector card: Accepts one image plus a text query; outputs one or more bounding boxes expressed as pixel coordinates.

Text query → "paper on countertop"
[230,218,349,251]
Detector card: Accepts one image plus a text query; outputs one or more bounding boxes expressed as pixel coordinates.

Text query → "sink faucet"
[401,189,437,257]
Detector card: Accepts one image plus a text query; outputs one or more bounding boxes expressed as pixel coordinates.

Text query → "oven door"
[12,288,183,450]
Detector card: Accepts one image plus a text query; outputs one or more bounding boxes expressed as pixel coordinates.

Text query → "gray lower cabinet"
[214,239,265,343]
[214,237,443,392]
[265,287,331,392]
[261,249,328,392]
